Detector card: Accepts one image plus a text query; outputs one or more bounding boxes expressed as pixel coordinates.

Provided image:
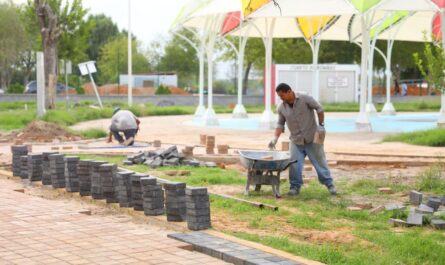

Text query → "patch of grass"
[415,164,445,193]
[151,166,246,186]
[383,128,445,147]
[77,128,108,139]
[0,110,35,131]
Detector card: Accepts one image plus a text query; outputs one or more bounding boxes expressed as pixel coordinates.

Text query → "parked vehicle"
[24,81,76,94]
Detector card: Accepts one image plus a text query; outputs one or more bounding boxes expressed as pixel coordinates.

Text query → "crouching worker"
[107,108,140,146]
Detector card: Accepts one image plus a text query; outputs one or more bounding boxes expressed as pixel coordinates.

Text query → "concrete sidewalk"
[0,177,228,265]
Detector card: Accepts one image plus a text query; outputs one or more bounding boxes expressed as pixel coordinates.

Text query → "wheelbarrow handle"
[283,159,298,171]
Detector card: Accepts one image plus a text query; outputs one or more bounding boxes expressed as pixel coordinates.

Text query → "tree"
[30,0,88,109]
[414,41,445,93]
[86,14,121,61]
[0,3,26,90]
[157,29,199,88]
[97,36,150,84]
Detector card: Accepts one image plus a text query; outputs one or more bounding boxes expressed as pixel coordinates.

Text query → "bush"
[155,84,171,95]
[8,83,24,93]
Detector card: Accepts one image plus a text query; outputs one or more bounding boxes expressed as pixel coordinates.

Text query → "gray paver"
[409,190,423,206]
[407,213,423,226]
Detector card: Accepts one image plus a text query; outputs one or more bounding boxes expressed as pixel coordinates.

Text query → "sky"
[12,0,185,46]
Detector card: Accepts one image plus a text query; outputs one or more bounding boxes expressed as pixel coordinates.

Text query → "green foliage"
[157,28,198,88]
[97,36,150,84]
[383,128,445,146]
[86,14,121,61]
[7,83,25,93]
[0,109,35,131]
[414,39,445,93]
[77,128,107,139]
[0,3,27,88]
[415,164,445,193]
[155,84,171,95]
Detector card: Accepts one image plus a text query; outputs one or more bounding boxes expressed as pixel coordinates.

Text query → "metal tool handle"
[283,159,298,171]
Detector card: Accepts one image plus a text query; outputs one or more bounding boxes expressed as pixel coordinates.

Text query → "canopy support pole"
[233,27,250,119]
[311,39,321,102]
[259,18,277,130]
[381,39,396,115]
[356,14,372,132]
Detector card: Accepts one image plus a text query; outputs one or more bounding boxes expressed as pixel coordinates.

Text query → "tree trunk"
[35,0,60,109]
[44,44,57,109]
[243,62,252,95]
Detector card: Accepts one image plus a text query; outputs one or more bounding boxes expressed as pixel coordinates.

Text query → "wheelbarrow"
[239,150,297,198]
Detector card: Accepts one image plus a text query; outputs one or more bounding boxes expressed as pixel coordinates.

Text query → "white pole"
[381,39,396,115]
[311,39,321,101]
[356,15,372,131]
[36,52,46,118]
[233,34,249,118]
[438,10,445,126]
[128,0,133,106]
[87,65,103,109]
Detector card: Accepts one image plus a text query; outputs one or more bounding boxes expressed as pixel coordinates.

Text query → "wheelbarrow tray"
[239,150,291,171]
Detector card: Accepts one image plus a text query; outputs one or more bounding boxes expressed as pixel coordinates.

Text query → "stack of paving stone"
[199,134,206,145]
[130,173,146,211]
[99,164,118,203]
[27,153,43,182]
[64,156,80,192]
[90,161,107,199]
[141,176,164,216]
[77,160,93,196]
[49,154,66,188]
[164,182,187,222]
[206,136,215,154]
[42,152,58,185]
[216,145,228,155]
[20,155,28,180]
[115,171,134,207]
[11,145,28,177]
[185,187,211,230]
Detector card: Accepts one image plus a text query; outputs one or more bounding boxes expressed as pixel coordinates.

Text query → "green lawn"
[72,154,445,265]
[383,128,445,147]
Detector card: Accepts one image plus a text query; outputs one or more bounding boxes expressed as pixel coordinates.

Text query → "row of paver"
[11,145,211,231]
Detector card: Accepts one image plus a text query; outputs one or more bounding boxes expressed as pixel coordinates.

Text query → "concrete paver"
[0,177,228,265]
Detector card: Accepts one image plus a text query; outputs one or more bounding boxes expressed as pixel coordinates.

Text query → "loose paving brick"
[431,219,445,230]
[90,160,107,199]
[0,177,228,265]
[407,213,423,226]
[115,170,134,207]
[141,177,164,216]
[409,190,423,206]
[415,204,434,214]
[42,152,58,185]
[168,232,304,265]
[427,197,442,211]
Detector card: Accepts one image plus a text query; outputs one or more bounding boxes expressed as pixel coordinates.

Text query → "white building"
[119,73,178,87]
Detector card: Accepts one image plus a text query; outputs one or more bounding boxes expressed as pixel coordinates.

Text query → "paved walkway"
[0,177,228,265]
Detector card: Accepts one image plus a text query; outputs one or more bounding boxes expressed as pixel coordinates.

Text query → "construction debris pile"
[123,146,215,168]
[10,145,212,231]
[387,190,445,229]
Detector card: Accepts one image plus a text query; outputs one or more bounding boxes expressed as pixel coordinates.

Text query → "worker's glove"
[268,136,279,150]
[318,125,326,143]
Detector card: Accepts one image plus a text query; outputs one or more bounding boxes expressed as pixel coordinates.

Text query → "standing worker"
[107,108,140,146]
[268,83,336,196]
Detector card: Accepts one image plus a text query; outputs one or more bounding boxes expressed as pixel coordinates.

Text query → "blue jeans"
[289,142,333,189]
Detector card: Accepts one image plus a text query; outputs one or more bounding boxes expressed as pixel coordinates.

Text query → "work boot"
[123,137,134,146]
[288,188,300,196]
[327,185,337,195]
